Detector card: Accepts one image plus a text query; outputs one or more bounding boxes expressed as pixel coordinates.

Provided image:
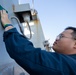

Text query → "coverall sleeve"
[3,28,62,75]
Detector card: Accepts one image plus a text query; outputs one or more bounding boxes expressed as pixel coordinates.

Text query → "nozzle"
[0,5,8,13]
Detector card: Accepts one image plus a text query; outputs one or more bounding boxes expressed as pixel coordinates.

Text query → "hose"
[10,16,32,40]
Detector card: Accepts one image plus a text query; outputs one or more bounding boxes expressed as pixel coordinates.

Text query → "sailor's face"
[52,29,75,54]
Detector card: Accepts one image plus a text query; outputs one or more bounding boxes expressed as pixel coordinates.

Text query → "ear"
[73,41,76,49]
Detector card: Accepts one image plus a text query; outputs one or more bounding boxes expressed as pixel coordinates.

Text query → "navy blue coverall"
[3,28,76,75]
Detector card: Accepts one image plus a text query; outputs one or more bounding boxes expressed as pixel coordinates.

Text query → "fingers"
[0,10,8,19]
[2,10,7,13]
[0,10,2,15]
[0,10,11,25]
[0,10,7,16]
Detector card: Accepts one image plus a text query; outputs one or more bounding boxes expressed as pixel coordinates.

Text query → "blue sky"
[19,0,76,44]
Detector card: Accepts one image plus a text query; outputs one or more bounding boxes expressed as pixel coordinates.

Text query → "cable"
[10,16,32,40]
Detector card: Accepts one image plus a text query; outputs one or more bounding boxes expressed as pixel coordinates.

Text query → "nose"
[53,38,58,44]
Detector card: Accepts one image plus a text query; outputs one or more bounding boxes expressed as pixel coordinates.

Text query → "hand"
[0,10,11,26]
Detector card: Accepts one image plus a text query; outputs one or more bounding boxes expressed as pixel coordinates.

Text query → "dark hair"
[65,27,76,40]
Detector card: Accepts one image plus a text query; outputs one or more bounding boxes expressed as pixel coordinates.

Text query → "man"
[1,10,76,75]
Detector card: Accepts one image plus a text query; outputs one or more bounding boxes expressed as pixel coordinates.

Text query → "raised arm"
[0,10,62,75]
